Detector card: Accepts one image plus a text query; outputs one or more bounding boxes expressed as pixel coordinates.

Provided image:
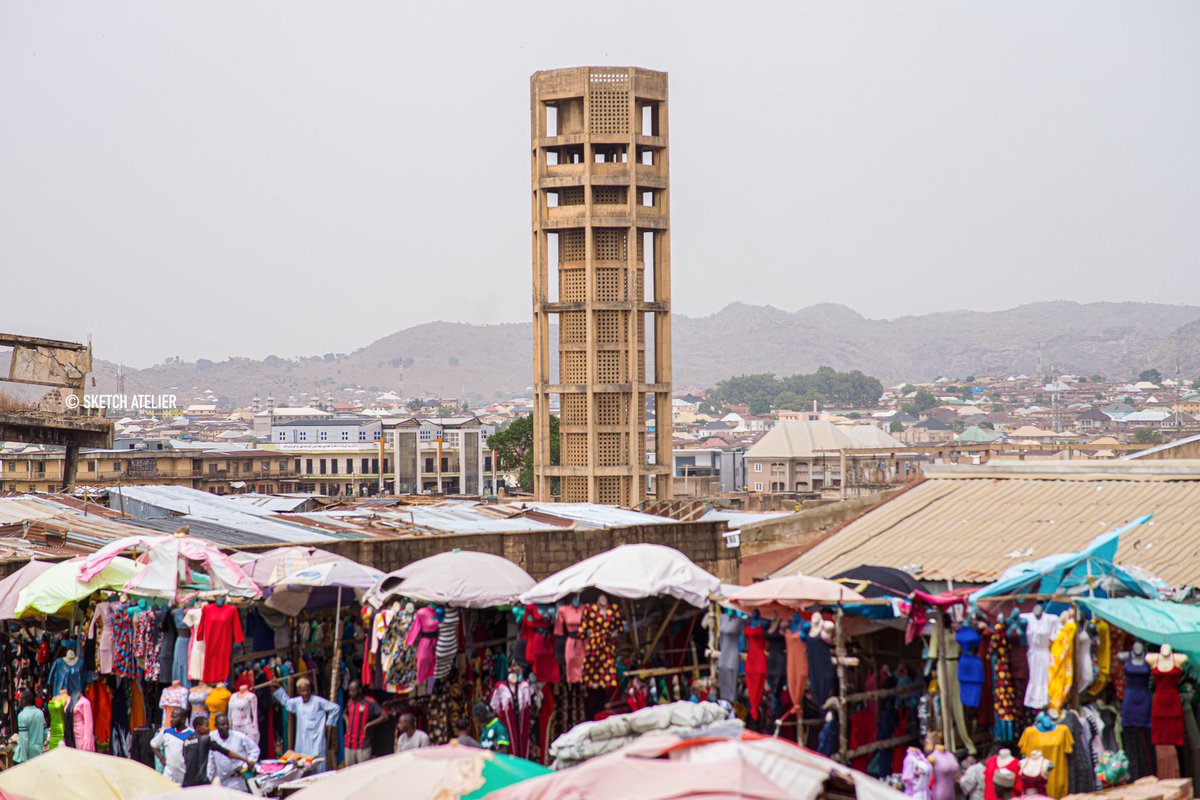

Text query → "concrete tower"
[530,66,673,506]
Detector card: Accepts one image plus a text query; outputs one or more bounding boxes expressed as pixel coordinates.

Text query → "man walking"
[209,712,260,790]
[150,708,193,784]
[342,680,384,766]
[272,676,340,772]
[13,690,45,764]
[182,715,255,788]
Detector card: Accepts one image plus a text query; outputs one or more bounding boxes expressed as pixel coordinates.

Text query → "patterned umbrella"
[77,532,260,601]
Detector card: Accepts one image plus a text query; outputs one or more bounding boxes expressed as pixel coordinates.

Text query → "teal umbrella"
[462,752,551,799]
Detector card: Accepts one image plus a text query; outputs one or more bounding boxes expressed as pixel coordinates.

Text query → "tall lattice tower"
[530,66,674,506]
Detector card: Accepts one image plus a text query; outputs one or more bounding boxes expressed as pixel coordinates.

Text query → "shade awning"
[519,543,720,608]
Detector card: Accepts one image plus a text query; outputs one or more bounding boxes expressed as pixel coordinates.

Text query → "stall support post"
[330,586,343,699]
[933,609,955,753]
[643,597,682,664]
[835,602,849,762]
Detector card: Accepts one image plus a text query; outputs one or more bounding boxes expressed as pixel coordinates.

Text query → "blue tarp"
[969,515,1157,605]
[1079,597,1200,671]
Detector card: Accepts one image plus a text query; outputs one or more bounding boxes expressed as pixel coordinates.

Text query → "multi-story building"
[394,417,497,495]
[0,442,293,494]
[265,417,389,497]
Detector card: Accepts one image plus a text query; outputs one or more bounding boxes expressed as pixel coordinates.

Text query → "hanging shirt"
[1018,724,1075,799]
[198,603,245,684]
[273,689,340,772]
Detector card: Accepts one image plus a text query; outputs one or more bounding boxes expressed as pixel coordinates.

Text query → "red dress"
[1151,664,1185,746]
[197,602,245,683]
[521,605,561,684]
[744,622,767,720]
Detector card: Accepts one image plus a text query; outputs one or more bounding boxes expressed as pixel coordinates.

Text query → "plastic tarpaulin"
[519,543,720,608]
[970,516,1157,604]
[1078,598,1200,667]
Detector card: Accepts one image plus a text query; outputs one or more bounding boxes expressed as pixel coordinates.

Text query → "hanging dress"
[89,602,115,674]
[185,607,205,681]
[744,621,768,720]
[47,697,67,749]
[1047,619,1077,713]
[405,606,441,685]
[989,621,1018,742]
[783,626,809,714]
[717,614,745,703]
[1151,663,1185,746]
[555,604,586,683]
[1022,612,1060,709]
[957,626,984,708]
[112,608,138,679]
[580,602,625,690]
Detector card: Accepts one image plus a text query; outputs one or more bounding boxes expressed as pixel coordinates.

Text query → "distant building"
[743,420,914,494]
[393,417,497,495]
[672,447,747,494]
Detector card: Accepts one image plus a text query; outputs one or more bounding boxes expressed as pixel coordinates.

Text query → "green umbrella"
[463,752,552,799]
[15,556,139,617]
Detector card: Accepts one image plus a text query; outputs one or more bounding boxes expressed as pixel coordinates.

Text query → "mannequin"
[580,593,624,690]
[520,603,560,684]
[189,681,212,724]
[48,648,83,696]
[1047,609,1077,713]
[927,735,960,800]
[783,612,809,715]
[1021,604,1061,709]
[69,692,95,752]
[1147,644,1187,777]
[1018,713,1072,799]
[197,597,244,684]
[490,668,532,759]
[901,745,933,800]
[228,682,260,744]
[159,679,188,728]
[88,597,116,674]
[47,689,70,749]
[717,607,745,703]
[405,603,442,688]
[1018,750,1053,796]
[206,680,232,724]
[806,612,836,709]
[185,601,205,682]
[985,748,1023,800]
[555,594,586,683]
[744,611,768,721]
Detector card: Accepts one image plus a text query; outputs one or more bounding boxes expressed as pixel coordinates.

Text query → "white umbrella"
[77,533,260,601]
[366,550,534,609]
[265,560,384,699]
[0,559,56,620]
[519,543,720,608]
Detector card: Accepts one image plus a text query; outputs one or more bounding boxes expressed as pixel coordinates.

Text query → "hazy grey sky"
[2,2,1198,367]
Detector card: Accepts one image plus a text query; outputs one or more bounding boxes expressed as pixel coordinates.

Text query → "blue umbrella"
[970,515,1158,605]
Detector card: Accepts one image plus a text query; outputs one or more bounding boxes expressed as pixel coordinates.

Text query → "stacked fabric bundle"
[549,701,735,768]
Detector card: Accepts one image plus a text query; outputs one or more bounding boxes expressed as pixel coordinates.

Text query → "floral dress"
[112,606,138,679]
[133,611,162,681]
[383,607,417,690]
[580,602,625,689]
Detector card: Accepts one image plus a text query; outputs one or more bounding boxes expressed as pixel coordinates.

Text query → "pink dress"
[88,602,114,674]
[227,690,259,744]
[405,606,440,684]
[73,695,96,752]
[555,604,585,683]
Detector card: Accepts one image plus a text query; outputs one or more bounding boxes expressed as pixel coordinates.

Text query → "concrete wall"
[237,519,739,584]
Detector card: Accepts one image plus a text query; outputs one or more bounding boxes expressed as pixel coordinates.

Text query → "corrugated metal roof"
[518,503,675,530]
[111,486,341,543]
[128,517,284,547]
[700,510,793,528]
[776,461,1200,587]
[298,505,564,535]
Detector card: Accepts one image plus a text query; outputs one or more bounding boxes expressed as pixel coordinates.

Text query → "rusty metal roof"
[774,461,1200,587]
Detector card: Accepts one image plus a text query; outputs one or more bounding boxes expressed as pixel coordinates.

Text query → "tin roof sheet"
[776,461,1200,587]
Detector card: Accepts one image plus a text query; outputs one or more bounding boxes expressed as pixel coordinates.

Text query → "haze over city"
[3,1,1198,366]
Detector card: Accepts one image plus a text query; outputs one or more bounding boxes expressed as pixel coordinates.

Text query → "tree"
[487,414,559,492]
[698,400,715,415]
[889,420,904,433]
[1090,375,1105,383]
[1138,369,1162,384]
[406,398,423,412]
[900,384,915,396]
[1133,427,1163,446]
[903,390,938,415]
[748,399,771,416]
[772,391,806,411]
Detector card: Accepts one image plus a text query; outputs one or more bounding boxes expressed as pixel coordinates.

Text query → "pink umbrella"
[0,560,55,620]
[728,574,865,619]
[238,545,344,587]
[77,533,260,601]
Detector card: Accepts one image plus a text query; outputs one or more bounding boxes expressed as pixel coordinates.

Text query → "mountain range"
[12,301,1200,407]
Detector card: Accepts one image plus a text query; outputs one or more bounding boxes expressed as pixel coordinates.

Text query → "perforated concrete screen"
[530,67,673,506]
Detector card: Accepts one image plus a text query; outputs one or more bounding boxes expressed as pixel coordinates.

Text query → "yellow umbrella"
[0,746,176,800]
[15,556,138,618]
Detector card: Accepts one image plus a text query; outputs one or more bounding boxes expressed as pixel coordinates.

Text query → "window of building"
[383,458,389,473]
[341,431,349,441]
[441,457,449,472]
[319,431,328,441]
[114,460,123,471]
[361,458,370,473]
[331,459,338,474]
[754,482,764,491]
[295,459,302,473]
[346,458,354,474]
[319,459,327,475]
[424,458,434,473]
[371,458,379,474]
[208,464,217,475]
[753,463,763,473]
[299,431,308,441]
[278,432,286,441]
[262,460,270,471]
[305,458,314,474]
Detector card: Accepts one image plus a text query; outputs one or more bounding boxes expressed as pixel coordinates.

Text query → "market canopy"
[518,543,720,608]
[16,556,138,618]
[970,515,1159,605]
[288,744,550,800]
[0,559,55,620]
[1079,597,1200,668]
[728,574,867,619]
[236,545,346,587]
[367,550,535,609]
[77,533,260,601]
[832,565,923,599]
[0,745,176,800]
[264,559,385,616]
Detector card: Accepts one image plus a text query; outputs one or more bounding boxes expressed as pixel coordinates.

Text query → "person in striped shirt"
[341,680,384,766]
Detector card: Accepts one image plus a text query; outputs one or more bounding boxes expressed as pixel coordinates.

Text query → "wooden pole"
[933,609,956,752]
[834,603,849,762]
[642,597,682,663]
[329,585,343,699]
